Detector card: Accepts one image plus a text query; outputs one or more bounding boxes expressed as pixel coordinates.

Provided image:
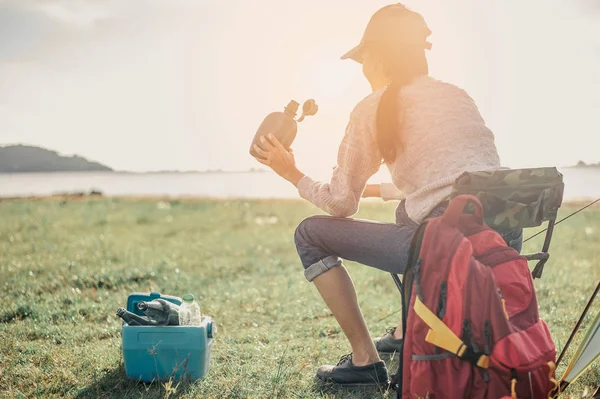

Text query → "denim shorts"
[294,201,523,282]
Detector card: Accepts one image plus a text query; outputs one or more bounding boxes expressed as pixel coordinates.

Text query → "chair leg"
[390,273,405,393]
[391,273,405,328]
[532,219,556,279]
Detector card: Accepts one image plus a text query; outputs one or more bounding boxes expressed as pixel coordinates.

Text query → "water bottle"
[116,307,156,326]
[249,99,318,158]
[137,299,180,326]
[179,294,201,326]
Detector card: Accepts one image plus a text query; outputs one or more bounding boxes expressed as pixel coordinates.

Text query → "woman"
[252,4,522,387]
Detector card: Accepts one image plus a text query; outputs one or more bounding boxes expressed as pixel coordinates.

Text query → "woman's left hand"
[253,134,305,185]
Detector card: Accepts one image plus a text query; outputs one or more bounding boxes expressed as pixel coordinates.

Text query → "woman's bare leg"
[393,319,403,339]
[312,264,380,366]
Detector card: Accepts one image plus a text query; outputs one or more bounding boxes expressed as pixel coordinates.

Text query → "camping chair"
[389,167,565,392]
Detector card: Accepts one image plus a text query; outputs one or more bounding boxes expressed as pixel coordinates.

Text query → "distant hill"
[0,145,113,173]
[573,161,600,168]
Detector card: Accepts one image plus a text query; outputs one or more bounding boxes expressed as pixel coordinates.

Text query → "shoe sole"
[315,375,391,389]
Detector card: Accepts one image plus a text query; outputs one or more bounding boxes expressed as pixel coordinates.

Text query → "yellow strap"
[511,378,517,398]
[414,296,490,369]
[546,361,560,399]
[425,329,465,355]
[414,297,464,354]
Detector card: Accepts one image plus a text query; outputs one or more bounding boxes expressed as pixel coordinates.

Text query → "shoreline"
[0,193,597,207]
[0,165,597,175]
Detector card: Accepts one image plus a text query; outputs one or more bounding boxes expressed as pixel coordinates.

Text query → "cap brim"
[341,41,432,63]
[340,43,364,64]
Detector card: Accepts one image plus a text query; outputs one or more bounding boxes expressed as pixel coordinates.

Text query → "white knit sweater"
[297,75,501,223]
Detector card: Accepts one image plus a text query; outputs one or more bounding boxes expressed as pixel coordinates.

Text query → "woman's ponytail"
[374,46,428,164]
[376,82,404,164]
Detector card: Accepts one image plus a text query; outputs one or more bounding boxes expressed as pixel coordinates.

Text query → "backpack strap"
[413,296,490,369]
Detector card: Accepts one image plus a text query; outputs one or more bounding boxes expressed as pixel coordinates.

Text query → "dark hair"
[374,43,428,163]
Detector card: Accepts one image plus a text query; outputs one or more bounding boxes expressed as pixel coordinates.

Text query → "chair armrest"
[523,252,550,261]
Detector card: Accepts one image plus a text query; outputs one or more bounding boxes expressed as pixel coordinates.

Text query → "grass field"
[0,197,599,398]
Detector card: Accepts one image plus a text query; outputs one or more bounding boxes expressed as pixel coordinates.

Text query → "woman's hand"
[362,184,381,198]
[253,134,305,186]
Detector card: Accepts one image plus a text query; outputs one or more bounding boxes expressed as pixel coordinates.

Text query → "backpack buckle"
[457,344,490,369]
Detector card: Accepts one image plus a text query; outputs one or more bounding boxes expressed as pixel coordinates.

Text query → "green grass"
[0,197,598,398]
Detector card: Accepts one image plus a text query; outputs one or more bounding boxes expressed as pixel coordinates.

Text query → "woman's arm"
[253,132,380,217]
[362,184,381,198]
[253,95,382,217]
[379,183,406,201]
[294,110,382,217]
[361,183,406,200]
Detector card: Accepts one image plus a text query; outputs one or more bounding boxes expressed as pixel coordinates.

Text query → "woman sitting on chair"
[252,3,522,387]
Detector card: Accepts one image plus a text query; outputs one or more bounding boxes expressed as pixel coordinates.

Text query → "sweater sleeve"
[297,99,382,217]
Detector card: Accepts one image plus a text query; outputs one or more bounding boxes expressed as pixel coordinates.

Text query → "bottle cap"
[297,99,319,122]
[182,294,195,303]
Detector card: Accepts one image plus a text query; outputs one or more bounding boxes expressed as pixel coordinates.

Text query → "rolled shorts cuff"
[304,256,343,282]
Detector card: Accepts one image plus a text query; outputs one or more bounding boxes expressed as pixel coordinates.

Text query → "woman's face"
[361,48,389,91]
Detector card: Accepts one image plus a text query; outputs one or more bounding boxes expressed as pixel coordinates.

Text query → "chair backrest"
[450,167,564,230]
[450,167,564,278]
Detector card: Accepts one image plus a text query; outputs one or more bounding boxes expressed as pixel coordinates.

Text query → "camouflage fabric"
[450,167,564,229]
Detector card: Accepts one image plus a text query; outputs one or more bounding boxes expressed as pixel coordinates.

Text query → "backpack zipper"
[482,320,491,382]
[437,281,447,318]
[413,258,423,301]
[463,319,479,353]
[497,289,510,319]
[432,281,448,355]
[483,320,491,356]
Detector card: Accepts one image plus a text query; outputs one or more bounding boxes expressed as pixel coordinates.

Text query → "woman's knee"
[294,215,322,249]
[294,216,342,281]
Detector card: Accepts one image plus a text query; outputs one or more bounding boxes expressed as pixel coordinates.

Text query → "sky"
[0,0,599,179]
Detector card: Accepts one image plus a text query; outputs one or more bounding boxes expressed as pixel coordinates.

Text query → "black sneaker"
[373,327,404,358]
[315,353,390,387]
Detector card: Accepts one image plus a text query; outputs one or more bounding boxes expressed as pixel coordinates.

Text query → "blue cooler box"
[121,291,215,382]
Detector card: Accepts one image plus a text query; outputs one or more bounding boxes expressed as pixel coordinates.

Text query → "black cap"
[341,4,432,64]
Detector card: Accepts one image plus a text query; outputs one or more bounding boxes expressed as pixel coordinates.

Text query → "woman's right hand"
[253,134,305,186]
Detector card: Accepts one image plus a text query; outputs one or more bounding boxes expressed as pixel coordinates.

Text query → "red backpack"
[399,195,558,399]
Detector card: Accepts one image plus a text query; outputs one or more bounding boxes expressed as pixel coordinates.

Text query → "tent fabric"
[561,310,600,384]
